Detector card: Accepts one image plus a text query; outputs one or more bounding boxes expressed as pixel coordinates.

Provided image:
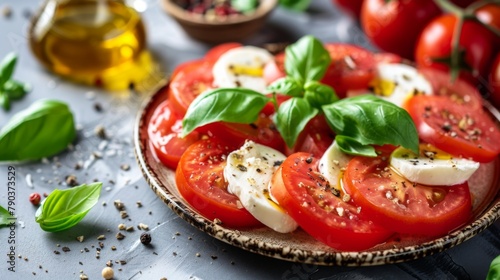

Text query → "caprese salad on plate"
[137,35,500,260]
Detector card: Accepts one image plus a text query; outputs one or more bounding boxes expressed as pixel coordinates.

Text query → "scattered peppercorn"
[29,192,41,206]
[140,232,152,245]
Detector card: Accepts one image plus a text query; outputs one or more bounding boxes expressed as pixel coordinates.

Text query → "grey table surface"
[1,0,499,279]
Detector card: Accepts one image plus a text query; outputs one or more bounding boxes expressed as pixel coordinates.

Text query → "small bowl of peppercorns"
[161,0,278,43]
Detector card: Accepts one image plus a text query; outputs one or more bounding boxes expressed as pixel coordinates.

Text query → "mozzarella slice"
[349,63,433,107]
[212,46,273,93]
[223,141,298,233]
[318,141,353,190]
[390,144,480,186]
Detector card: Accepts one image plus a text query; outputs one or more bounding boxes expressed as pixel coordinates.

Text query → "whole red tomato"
[361,0,442,60]
[489,53,500,109]
[415,14,497,80]
[332,0,364,18]
[476,3,500,46]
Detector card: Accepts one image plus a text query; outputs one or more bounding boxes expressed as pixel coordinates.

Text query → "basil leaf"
[487,255,500,280]
[322,95,419,155]
[0,99,76,161]
[231,0,259,13]
[4,80,30,100]
[274,97,318,148]
[267,77,303,97]
[0,205,14,227]
[304,80,338,109]
[35,182,102,232]
[279,0,311,11]
[0,93,10,111]
[285,35,331,86]
[335,135,377,157]
[0,53,17,86]
[182,88,270,136]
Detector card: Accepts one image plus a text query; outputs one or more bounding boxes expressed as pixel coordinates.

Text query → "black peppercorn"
[140,232,152,245]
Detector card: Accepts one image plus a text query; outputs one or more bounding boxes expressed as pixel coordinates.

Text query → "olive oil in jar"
[29,0,147,77]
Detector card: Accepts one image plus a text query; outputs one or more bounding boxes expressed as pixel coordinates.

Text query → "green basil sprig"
[35,182,102,232]
[0,205,14,227]
[181,35,419,156]
[0,53,30,111]
[0,99,76,162]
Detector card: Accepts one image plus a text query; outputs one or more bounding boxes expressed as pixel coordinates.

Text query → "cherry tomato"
[332,0,364,18]
[148,100,201,169]
[284,115,334,158]
[176,138,262,228]
[168,60,214,116]
[270,153,393,251]
[361,0,441,60]
[406,95,500,163]
[204,42,242,64]
[342,148,472,237]
[415,14,497,80]
[373,52,402,64]
[418,67,483,110]
[475,3,500,46]
[489,53,500,108]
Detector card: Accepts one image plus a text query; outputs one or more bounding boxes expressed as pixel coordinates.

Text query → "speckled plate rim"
[133,83,500,266]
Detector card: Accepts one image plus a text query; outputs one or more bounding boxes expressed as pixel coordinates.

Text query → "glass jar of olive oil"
[29,0,155,91]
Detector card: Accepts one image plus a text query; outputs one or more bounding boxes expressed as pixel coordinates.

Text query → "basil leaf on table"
[0,93,10,110]
[274,97,318,148]
[487,255,500,280]
[3,80,31,100]
[0,53,17,86]
[0,205,14,227]
[322,95,419,156]
[182,88,270,136]
[35,182,102,232]
[0,99,76,162]
[284,35,331,86]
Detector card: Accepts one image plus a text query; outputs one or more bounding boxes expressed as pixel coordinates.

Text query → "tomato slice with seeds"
[148,100,201,169]
[419,67,483,110]
[270,152,392,251]
[176,138,262,228]
[168,60,214,116]
[342,148,473,237]
[284,115,334,158]
[406,95,500,163]
[322,43,377,99]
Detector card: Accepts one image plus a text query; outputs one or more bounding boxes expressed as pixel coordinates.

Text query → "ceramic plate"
[134,83,500,266]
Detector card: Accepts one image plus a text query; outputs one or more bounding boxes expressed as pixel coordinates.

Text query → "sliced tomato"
[263,52,286,85]
[175,138,262,228]
[285,115,334,158]
[168,60,214,115]
[342,148,473,237]
[418,67,484,110]
[263,44,377,99]
[148,100,201,169]
[322,43,377,99]
[406,95,500,163]
[204,42,242,64]
[270,153,392,251]
[203,113,285,152]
